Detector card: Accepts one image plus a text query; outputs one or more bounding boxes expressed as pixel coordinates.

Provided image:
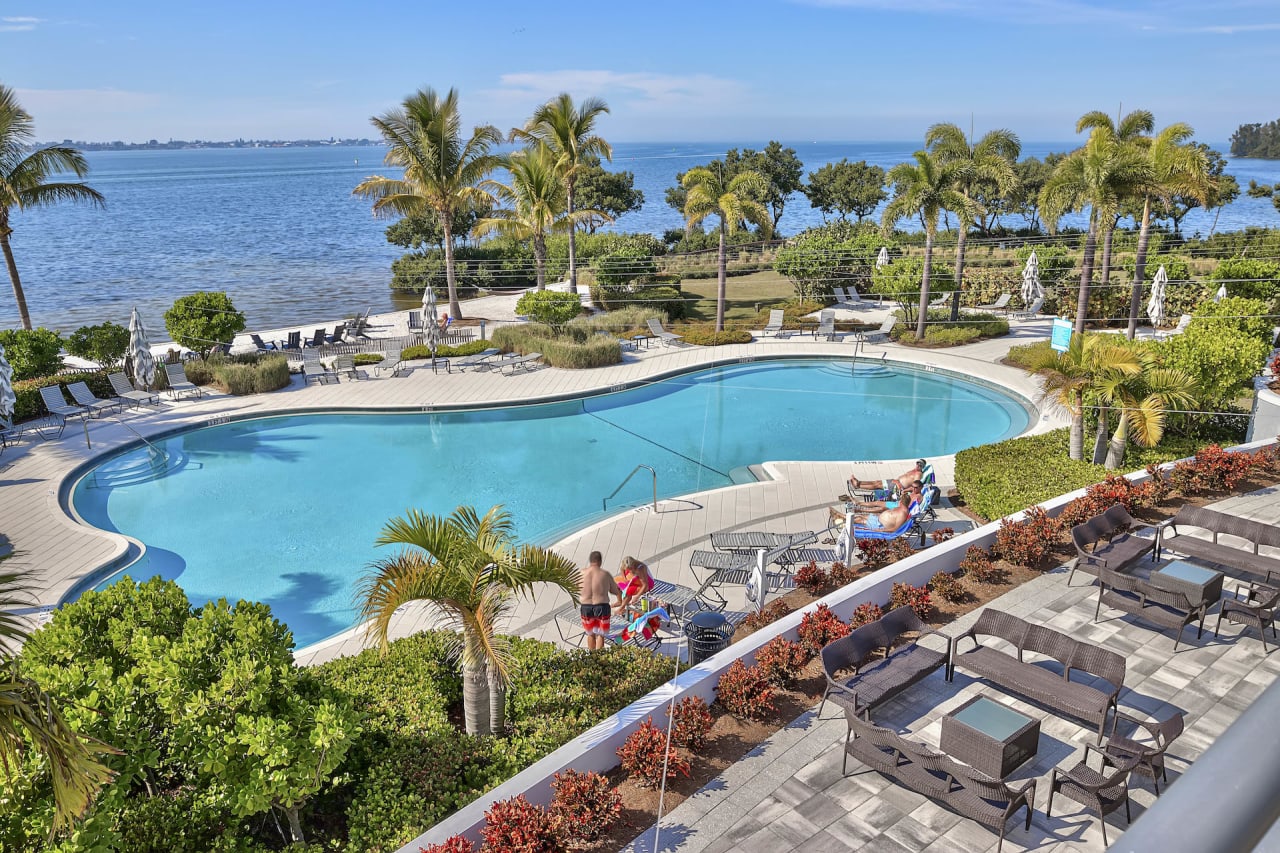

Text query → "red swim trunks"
[580,602,611,637]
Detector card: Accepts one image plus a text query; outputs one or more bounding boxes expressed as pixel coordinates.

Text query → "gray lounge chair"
[928,290,951,309]
[378,348,406,377]
[407,310,423,338]
[326,326,347,345]
[1154,313,1192,341]
[815,309,842,341]
[1008,296,1044,320]
[67,380,125,417]
[500,352,542,375]
[250,333,279,351]
[974,293,1011,313]
[854,315,897,343]
[332,354,360,380]
[302,361,336,385]
[303,328,327,348]
[1,415,23,452]
[109,372,160,407]
[763,309,786,337]
[647,318,683,346]
[831,286,851,306]
[455,348,501,372]
[38,385,88,436]
[164,363,202,399]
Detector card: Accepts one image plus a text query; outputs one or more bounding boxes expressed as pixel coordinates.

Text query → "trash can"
[685,611,732,665]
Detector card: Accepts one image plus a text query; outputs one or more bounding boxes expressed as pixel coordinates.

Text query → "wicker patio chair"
[1215,582,1280,652]
[1104,710,1185,795]
[1047,744,1140,847]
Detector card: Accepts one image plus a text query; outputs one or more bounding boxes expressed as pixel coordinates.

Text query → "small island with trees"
[1230,119,1280,159]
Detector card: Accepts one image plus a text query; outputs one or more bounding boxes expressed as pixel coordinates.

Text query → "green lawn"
[677,270,798,325]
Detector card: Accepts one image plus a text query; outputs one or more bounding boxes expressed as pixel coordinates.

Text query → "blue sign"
[1051,318,1073,352]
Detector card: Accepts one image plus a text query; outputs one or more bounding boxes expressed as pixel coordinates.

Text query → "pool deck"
[0,318,1063,658]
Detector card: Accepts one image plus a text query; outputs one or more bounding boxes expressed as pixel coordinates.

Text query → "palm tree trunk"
[533,235,547,291]
[1069,389,1084,461]
[1075,211,1098,335]
[487,674,506,735]
[461,663,491,736]
[950,223,967,322]
[566,180,578,295]
[1098,224,1115,320]
[1126,197,1153,340]
[1091,407,1110,465]
[284,805,305,845]
[441,216,463,320]
[1105,415,1129,469]
[716,217,728,332]
[1,230,33,331]
[917,230,933,339]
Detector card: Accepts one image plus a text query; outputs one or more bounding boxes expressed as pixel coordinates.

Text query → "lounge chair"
[302,360,337,385]
[407,310,423,338]
[1154,314,1192,341]
[378,348,406,377]
[647,318,684,346]
[250,333,279,351]
[500,352,542,375]
[830,286,850,306]
[815,309,843,341]
[67,380,125,417]
[928,290,951,310]
[973,293,1011,313]
[38,386,88,436]
[163,363,202,399]
[455,348,501,372]
[109,372,160,407]
[281,330,302,350]
[326,326,347,345]
[1,415,23,452]
[853,315,896,343]
[762,309,786,337]
[304,328,327,348]
[1008,296,1044,320]
[852,485,939,545]
[332,354,360,380]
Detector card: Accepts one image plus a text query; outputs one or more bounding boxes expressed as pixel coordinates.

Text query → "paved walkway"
[623,489,1280,853]
[0,320,1061,659]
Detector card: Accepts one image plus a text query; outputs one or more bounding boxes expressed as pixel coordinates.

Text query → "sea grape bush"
[848,602,885,628]
[670,696,714,750]
[549,770,621,845]
[797,603,851,653]
[795,560,829,594]
[754,636,810,686]
[617,717,691,788]
[889,582,933,621]
[715,660,776,720]
[478,795,558,853]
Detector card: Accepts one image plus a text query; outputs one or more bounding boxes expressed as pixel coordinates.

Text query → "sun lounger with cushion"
[163,363,202,399]
[853,315,896,343]
[109,372,160,407]
[67,381,125,417]
[647,318,684,346]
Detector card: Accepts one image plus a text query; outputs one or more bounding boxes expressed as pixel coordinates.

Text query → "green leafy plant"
[617,717,691,788]
[163,291,246,354]
[675,325,754,346]
[65,322,129,367]
[354,353,385,366]
[754,636,809,686]
[489,324,621,369]
[955,429,1107,521]
[514,290,583,325]
[669,696,713,750]
[402,339,494,360]
[0,327,63,380]
[714,660,775,721]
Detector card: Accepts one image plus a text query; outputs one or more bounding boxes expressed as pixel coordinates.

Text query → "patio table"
[1152,560,1224,612]
[940,695,1040,779]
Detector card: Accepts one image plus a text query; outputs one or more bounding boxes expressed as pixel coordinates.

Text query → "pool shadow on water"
[186,429,316,465]
[256,571,347,645]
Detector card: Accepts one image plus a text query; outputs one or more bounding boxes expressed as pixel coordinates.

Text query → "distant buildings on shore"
[39,137,382,151]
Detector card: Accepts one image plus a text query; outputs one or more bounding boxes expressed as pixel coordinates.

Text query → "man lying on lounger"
[856,480,923,513]
[830,482,921,531]
[849,459,926,496]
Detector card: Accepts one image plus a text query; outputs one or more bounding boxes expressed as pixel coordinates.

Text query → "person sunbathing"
[849,459,926,495]
[856,480,923,513]
[829,494,915,532]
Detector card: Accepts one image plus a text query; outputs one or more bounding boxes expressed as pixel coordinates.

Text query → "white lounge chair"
[67,380,125,417]
[303,360,337,385]
[37,386,88,436]
[499,352,542,375]
[647,318,684,346]
[973,293,1011,313]
[763,309,786,337]
[163,363,202,399]
[109,372,160,407]
[928,290,951,310]
[332,354,360,380]
[1008,296,1045,320]
[378,348,406,377]
[815,310,843,341]
[854,315,897,343]
[1154,314,1192,341]
[831,286,851,306]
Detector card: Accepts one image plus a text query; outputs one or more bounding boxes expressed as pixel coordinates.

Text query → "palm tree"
[1040,126,1147,334]
[881,151,980,338]
[925,124,1020,321]
[358,505,580,736]
[1028,333,1141,461]
[1124,124,1211,338]
[473,146,610,291]
[511,94,612,295]
[354,87,501,320]
[0,569,116,828]
[1095,354,1198,468]
[682,164,772,331]
[0,85,105,330]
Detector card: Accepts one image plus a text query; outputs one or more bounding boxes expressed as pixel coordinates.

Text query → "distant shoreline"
[37,138,381,152]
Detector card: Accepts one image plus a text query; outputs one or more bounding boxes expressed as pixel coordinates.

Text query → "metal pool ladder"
[602,464,658,513]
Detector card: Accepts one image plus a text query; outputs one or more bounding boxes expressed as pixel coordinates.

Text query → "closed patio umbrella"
[0,344,15,422]
[1020,251,1042,305]
[129,307,156,390]
[876,246,890,269]
[1147,265,1168,329]
[1215,283,1228,302]
[422,286,441,363]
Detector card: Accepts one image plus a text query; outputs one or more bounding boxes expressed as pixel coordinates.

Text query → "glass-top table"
[940,695,1040,779]
[1153,560,1225,609]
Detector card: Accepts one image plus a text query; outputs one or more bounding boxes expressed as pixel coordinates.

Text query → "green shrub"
[65,322,130,368]
[676,326,753,346]
[183,354,290,395]
[955,429,1107,521]
[354,353,385,366]
[514,291,584,325]
[10,372,115,422]
[0,328,63,380]
[1005,340,1053,371]
[1208,257,1280,305]
[1159,296,1272,405]
[490,325,621,369]
[628,285,687,320]
[566,307,665,338]
[401,339,493,361]
[164,291,247,354]
[919,327,981,346]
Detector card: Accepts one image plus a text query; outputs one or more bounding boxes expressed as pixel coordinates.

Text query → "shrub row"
[955,429,1108,521]
[674,326,754,346]
[183,353,289,395]
[490,324,622,369]
[402,339,494,361]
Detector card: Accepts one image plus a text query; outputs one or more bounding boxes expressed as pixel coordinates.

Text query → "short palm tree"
[354,87,501,319]
[0,85,105,330]
[1,569,116,828]
[882,151,980,338]
[1029,333,1141,461]
[358,505,580,736]
[925,124,1020,320]
[1040,126,1147,334]
[474,146,610,290]
[511,94,612,295]
[1095,355,1198,468]
[682,165,772,331]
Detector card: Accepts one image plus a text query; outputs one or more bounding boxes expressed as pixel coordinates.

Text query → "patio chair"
[843,286,872,307]
[407,310,423,337]
[1104,710,1185,795]
[281,330,303,350]
[67,380,125,417]
[38,386,88,436]
[763,309,786,337]
[1215,581,1280,652]
[815,309,842,341]
[500,352,542,375]
[163,363,202,400]
[455,348,501,372]
[845,485,939,549]
[109,372,160,407]
[1,414,22,452]
[304,328,327,348]
[326,326,347,345]
[250,333,279,351]
[1047,744,1140,847]
[646,318,684,346]
[928,290,950,309]
[853,315,896,343]
[302,360,337,385]
[1008,296,1044,320]
[831,286,850,306]
[1154,314,1192,341]
[376,348,407,377]
[332,354,360,380]
[974,293,1011,313]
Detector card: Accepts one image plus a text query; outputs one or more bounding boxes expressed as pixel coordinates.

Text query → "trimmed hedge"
[955,429,1107,521]
[182,353,290,395]
[677,326,754,346]
[402,339,493,360]
[10,372,115,422]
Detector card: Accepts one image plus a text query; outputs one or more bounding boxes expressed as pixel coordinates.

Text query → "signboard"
[1051,317,1073,352]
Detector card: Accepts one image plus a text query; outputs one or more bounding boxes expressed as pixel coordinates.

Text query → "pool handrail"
[603,464,658,513]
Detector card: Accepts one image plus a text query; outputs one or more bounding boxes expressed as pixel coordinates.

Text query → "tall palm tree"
[358,504,580,736]
[925,124,1020,321]
[1124,124,1211,338]
[511,94,612,295]
[882,151,980,338]
[682,164,772,331]
[473,146,610,291]
[1095,355,1198,468]
[354,87,501,320]
[1028,333,1141,461]
[0,85,105,330]
[0,569,116,828]
[1040,126,1147,334]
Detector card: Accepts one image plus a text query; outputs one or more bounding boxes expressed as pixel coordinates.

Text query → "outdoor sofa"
[1156,504,1280,585]
[1095,565,1213,651]
[950,608,1125,741]
[819,605,952,718]
[1069,504,1156,583]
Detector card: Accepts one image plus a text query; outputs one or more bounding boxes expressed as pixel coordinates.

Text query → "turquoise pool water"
[70,359,1029,647]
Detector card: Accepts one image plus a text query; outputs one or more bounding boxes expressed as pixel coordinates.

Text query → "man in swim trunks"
[580,550,622,652]
[849,459,927,498]
[830,482,920,531]
[857,480,924,513]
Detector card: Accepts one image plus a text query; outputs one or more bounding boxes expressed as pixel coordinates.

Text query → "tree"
[1007,154,1063,231]
[1160,296,1273,406]
[1246,179,1280,215]
[881,150,979,338]
[1154,144,1238,235]
[1230,119,1280,158]
[1094,351,1197,469]
[774,224,885,301]
[0,569,115,832]
[729,142,803,232]
[1028,333,1142,461]
[511,93,612,295]
[0,327,63,380]
[0,85,105,330]
[574,153,643,232]
[801,159,886,223]
[1208,257,1280,305]
[65,322,130,368]
[682,164,772,331]
[926,123,1020,320]
[163,291,246,355]
[359,505,580,736]
[384,206,490,251]
[355,87,501,319]
[870,256,955,328]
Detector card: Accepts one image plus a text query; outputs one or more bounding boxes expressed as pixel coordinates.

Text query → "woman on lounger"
[614,556,655,613]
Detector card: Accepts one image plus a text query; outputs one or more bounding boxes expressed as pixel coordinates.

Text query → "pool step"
[83,448,187,489]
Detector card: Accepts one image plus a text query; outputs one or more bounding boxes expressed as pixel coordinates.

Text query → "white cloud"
[1190,22,1280,33]
[479,70,749,117]
[0,16,41,32]
[792,0,1139,25]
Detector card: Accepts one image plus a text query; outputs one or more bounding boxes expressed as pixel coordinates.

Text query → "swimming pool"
[70,358,1030,647]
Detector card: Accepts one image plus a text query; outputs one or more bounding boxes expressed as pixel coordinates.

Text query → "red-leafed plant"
[754,636,809,686]
[928,571,966,603]
[828,559,860,586]
[617,717,690,788]
[958,545,1004,584]
[670,695,714,750]
[848,602,885,628]
[794,560,829,594]
[797,603,850,653]
[479,795,557,853]
[993,506,1059,567]
[739,599,792,633]
[889,582,933,621]
[421,837,474,853]
[930,527,956,544]
[715,659,775,720]
[549,769,621,845]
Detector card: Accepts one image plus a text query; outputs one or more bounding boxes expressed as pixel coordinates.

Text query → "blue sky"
[4,1,1277,143]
